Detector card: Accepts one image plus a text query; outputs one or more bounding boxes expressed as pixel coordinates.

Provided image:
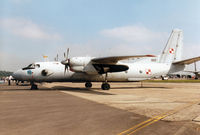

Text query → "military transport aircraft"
[13,29,200,90]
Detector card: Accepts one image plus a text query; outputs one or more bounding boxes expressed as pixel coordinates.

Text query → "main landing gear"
[101,73,110,90]
[30,82,38,90]
[101,83,110,90]
[85,73,111,90]
[85,82,92,88]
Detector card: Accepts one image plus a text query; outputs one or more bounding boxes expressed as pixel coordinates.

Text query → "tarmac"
[0,82,200,135]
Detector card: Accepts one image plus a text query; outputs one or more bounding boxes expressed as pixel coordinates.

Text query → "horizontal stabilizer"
[92,55,155,64]
[183,70,200,73]
[173,56,200,65]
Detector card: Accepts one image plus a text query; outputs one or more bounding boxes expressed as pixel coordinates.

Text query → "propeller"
[56,54,58,61]
[54,54,59,61]
[61,48,70,74]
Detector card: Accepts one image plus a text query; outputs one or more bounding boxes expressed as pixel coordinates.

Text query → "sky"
[0,0,200,71]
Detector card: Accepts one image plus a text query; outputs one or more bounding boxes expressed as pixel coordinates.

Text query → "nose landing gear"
[30,82,38,90]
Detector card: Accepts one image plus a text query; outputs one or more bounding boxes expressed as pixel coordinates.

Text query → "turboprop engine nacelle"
[70,57,92,72]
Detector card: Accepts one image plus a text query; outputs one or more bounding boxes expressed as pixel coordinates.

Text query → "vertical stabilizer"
[159,29,183,63]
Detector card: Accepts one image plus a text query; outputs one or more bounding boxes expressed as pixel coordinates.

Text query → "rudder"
[159,29,183,63]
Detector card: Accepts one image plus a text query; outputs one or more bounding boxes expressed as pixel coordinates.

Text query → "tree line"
[0,71,13,78]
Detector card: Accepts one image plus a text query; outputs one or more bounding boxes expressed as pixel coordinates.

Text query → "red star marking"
[169,48,174,54]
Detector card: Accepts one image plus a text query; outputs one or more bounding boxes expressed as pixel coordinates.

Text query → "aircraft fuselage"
[13,61,171,83]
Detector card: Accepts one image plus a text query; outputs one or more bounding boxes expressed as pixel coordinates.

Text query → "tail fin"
[159,29,183,63]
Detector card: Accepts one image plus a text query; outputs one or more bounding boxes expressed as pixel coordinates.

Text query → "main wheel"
[85,82,92,88]
[101,83,110,90]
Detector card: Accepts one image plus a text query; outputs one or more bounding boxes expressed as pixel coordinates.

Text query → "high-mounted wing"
[173,56,200,65]
[91,55,155,74]
[92,64,129,74]
[91,55,155,64]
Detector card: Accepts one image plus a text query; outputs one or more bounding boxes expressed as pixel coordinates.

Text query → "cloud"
[0,18,62,40]
[101,25,167,43]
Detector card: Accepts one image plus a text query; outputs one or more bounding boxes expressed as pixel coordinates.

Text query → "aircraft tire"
[85,82,92,88]
[101,83,110,90]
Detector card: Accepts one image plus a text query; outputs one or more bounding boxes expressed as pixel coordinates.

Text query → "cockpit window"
[22,63,41,70]
[22,64,35,70]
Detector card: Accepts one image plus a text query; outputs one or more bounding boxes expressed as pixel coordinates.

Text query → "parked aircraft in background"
[183,62,200,79]
[13,29,200,90]
[168,71,194,79]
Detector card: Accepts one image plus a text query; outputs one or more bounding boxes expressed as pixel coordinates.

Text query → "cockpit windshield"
[22,63,40,70]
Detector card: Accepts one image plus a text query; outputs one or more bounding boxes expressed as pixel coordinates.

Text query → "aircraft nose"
[12,70,22,80]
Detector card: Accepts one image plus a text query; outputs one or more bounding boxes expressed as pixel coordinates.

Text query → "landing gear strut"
[101,73,110,90]
[30,82,38,90]
[85,82,92,88]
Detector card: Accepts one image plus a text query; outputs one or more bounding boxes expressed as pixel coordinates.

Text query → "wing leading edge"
[91,55,155,64]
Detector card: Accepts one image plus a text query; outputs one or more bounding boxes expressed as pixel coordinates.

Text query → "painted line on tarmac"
[117,100,200,135]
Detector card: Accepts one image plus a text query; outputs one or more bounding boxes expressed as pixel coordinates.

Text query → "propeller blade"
[67,65,69,73]
[67,48,69,59]
[67,59,70,72]
[64,64,70,75]
[64,65,67,75]
[62,48,71,75]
